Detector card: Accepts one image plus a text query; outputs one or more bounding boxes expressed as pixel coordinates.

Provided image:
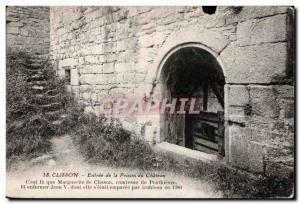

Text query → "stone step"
[30,88,45,94]
[44,110,63,121]
[36,92,60,99]
[52,120,63,125]
[60,114,69,119]
[40,102,61,108]
[30,85,45,90]
[27,57,46,62]
[40,102,62,112]
[28,80,48,86]
[45,89,61,96]
[27,74,46,81]
[29,63,43,68]
[28,57,45,61]
[25,69,43,75]
[30,85,60,95]
[30,96,59,105]
[25,64,41,70]
[44,110,62,116]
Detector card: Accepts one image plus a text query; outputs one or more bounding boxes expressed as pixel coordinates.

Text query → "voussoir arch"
[145,25,229,90]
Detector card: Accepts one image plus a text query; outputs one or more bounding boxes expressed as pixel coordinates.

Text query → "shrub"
[7,53,32,122]
[70,114,167,170]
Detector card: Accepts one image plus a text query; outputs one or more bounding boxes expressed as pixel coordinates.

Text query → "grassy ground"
[69,113,293,198]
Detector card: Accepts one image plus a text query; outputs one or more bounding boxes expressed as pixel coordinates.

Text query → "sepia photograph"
[6,4,295,199]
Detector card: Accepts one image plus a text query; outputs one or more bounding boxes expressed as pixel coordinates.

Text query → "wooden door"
[185,111,224,155]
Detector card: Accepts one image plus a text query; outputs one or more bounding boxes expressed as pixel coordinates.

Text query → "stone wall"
[6,6,50,57]
[49,6,294,177]
[226,85,294,177]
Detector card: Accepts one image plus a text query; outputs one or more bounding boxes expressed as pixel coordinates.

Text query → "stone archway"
[157,45,226,155]
[142,25,230,156]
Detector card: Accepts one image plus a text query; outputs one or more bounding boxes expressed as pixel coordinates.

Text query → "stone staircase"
[24,54,68,130]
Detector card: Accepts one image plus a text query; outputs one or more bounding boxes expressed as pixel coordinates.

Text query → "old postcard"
[6,6,295,199]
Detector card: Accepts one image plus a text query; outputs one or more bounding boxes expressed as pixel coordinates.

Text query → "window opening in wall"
[202,6,217,15]
[65,69,71,85]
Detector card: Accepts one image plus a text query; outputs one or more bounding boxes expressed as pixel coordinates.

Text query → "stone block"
[133,73,146,83]
[276,85,294,98]
[79,74,104,85]
[221,42,287,83]
[71,85,80,98]
[138,48,156,62]
[116,40,126,51]
[102,42,117,53]
[107,74,117,84]
[227,110,247,123]
[59,58,78,68]
[109,87,128,97]
[229,130,264,173]
[20,29,32,37]
[84,56,99,64]
[123,73,135,83]
[138,34,154,48]
[139,22,156,32]
[237,14,287,46]
[115,73,124,84]
[79,65,103,74]
[81,92,92,101]
[144,125,157,142]
[225,6,289,24]
[229,129,248,168]
[134,61,151,73]
[115,62,133,73]
[66,85,72,93]
[7,26,19,34]
[70,69,79,85]
[57,69,65,78]
[102,63,115,73]
[265,161,293,179]
[247,141,265,173]
[78,57,85,65]
[98,55,106,63]
[90,92,98,102]
[79,85,92,93]
[264,144,294,178]
[227,85,249,106]
[133,86,146,98]
[219,24,237,41]
[284,101,294,119]
[228,125,245,140]
[106,53,118,63]
[90,44,103,55]
[250,85,280,119]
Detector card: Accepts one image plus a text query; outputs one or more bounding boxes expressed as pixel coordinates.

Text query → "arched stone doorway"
[159,46,225,155]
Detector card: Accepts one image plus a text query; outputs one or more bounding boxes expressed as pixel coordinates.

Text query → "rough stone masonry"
[7,6,295,178]
[6,6,50,59]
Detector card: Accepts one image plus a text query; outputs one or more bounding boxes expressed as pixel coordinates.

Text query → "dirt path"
[7,135,223,198]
